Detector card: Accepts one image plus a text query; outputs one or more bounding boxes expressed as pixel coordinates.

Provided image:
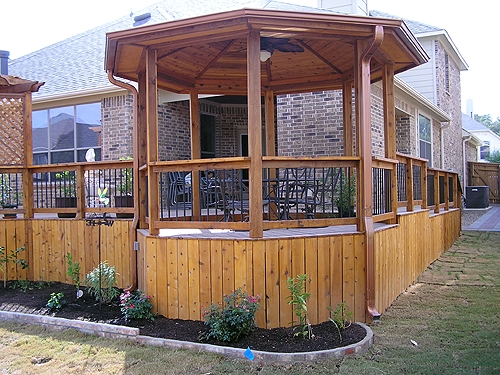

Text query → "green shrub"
[120,290,155,321]
[286,274,312,338]
[83,261,119,304]
[328,301,353,341]
[46,292,66,310]
[200,289,260,343]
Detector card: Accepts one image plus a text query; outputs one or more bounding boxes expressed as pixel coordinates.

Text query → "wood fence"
[138,208,461,328]
[0,219,133,289]
[468,162,500,203]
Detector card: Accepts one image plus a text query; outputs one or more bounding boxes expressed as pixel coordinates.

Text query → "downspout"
[462,134,472,201]
[360,26,384,322]
[107,71,139,291]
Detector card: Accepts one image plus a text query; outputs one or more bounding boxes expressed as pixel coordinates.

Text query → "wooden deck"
[137,208,461,328]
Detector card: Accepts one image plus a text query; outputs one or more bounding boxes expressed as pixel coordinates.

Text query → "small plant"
[328,302,353,341]
[0,246,28,288]
[120,289,155,321]
[9,279,34,292]
[83,261,119,304]
[117,156,133,196]
[46,292,66,310]
[0,173,19,208]
[286,274,312,338]
[55,170,77,198]
[66,253,83,298]
[334,171,356,217]
[200,288,260,343]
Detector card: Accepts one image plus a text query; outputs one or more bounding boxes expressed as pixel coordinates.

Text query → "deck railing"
[0,160,134,218]
[0,153,460,226]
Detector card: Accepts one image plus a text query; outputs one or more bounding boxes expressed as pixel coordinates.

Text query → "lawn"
[0,231,499,374]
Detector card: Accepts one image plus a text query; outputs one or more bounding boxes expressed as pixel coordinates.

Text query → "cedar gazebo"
[100,8,460,326]
[0,9,461,328]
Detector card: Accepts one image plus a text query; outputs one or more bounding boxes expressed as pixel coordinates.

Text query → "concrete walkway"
[463,204,500,232]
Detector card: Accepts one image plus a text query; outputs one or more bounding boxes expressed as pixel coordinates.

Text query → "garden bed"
[0,281,367,354]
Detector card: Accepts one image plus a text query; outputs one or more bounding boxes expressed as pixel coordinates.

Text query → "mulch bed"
[0,281,366,353]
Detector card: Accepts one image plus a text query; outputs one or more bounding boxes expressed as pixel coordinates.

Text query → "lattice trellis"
[0,95,25,165]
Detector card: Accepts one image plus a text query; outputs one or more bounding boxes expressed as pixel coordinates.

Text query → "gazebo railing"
[0,154,460,224]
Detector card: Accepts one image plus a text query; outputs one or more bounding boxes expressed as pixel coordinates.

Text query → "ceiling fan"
[259,37,304,61]
[260,37,304,54]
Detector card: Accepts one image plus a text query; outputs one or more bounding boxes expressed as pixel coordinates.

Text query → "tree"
[474,114,500,136]
[486,150,500,163]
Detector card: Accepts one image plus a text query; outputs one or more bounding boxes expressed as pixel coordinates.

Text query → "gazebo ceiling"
[106,8,428,95]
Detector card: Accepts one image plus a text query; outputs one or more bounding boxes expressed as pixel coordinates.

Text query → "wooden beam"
[247,30,263,238]
[146,48,160,235]
[190,89,201,220]
[355,26,384,322]
[342,80,353,156]
[382,64,397,223]
[265,90,276,158]
[137,70,149,229]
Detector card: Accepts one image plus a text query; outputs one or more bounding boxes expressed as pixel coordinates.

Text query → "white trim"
[33,85,127,109]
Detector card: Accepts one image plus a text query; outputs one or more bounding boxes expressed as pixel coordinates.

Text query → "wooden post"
[382,64,397,223]
[190,90,201,219]
[355,26,384,322]
[145,48,159,235]
[137,71,148,228]
[247,30,263,238]
[342,80,354,157]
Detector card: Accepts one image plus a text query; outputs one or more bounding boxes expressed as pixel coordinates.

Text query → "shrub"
[328,301,353,341]
[46,292,66,310]
[200,289,260,343]
[286,274,312,338]
[83,261,119,304]
[120,290,155,321]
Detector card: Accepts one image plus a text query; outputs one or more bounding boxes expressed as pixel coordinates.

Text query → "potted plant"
[1,174,18,218]
[334,172,356,218]
[115,156,134,218]
[55,171,77,218]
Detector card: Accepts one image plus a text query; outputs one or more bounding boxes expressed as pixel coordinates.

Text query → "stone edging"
[0,311,373,363]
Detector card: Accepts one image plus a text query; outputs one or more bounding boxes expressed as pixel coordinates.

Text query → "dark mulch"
[0,281,367,353]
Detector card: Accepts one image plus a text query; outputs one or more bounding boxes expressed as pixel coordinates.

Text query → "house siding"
[397,38,436,104]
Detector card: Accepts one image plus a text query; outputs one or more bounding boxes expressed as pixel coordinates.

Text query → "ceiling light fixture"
[260,49,272,62]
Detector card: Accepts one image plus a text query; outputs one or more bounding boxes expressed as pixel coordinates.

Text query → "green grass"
[0,232,499,374]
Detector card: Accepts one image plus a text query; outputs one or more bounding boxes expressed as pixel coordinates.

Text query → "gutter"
[360,26,383,323]
[107,71,139,292]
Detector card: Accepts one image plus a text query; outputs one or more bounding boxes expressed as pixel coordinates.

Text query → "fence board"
[188,239,200,320]
[305,237,318,325]
[278,238,292,328]
[265,239,279,327]
[177,239,189,320]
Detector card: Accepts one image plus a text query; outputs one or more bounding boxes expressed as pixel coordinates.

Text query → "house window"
[419,114,432,164]
[480,141,490,160]
[444,53,450,93]
[32,103,102,165]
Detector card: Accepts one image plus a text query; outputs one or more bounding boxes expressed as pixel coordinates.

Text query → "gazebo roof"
[105,8,428,95]
[0,75,44,94]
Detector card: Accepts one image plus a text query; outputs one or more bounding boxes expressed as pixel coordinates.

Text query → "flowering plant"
[119,289,155,321]
[200,288,260,342]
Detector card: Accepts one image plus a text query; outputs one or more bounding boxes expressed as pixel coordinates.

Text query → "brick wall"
[158,101,191,161]
[277,91,345,157]
[434,40,463,179]
[101,94,134,160]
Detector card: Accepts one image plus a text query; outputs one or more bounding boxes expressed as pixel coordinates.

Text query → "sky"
[1,0,497,119]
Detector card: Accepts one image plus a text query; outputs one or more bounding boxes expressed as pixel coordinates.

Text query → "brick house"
[6,0,467,182]
[1,0,464,326]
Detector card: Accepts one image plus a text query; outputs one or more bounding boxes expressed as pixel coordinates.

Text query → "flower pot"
[115,195,134,218]
[55,197,77,218]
